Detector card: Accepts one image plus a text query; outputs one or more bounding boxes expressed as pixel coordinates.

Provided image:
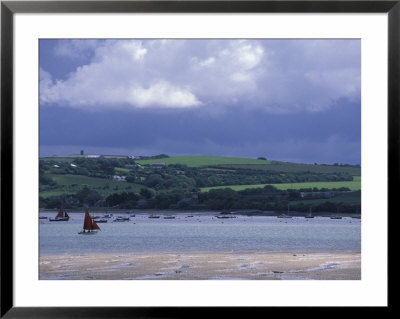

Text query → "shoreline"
[40,209,361,218]
[39,251,361,280]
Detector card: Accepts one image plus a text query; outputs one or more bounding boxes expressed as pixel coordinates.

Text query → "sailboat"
[78,209,100,234]
[49,206,70,221]
[277,204,293,218]
[305,207,314,218]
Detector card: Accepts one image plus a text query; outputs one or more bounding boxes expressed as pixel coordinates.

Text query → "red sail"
[83,210,93,230]
[92,219,100,230]
[56,206,64,218]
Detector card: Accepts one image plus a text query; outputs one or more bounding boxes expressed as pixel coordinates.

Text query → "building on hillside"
[113,175,126,182]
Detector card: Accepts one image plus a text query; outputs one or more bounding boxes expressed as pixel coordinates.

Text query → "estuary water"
[39,212,361,256]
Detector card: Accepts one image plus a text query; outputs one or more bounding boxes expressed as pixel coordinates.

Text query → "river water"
[39,211,361,256]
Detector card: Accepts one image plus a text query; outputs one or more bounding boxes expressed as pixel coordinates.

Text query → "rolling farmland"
[201,176,361,192]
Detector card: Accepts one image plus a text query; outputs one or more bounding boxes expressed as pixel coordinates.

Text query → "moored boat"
[277,204,292,218]
[78,209,100,234]
[114,216,130,222]
[305,208,314,218]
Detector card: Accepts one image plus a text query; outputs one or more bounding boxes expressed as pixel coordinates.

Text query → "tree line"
[40,184,360,214]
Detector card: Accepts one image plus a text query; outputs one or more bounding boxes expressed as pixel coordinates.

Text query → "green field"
[114,167,131,174]
[201,176,361,192]
[40,174,147,198]
[219,162,361,175]
[135,156,271,167]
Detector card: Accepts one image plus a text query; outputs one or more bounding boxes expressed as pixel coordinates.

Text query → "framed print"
[1,0,396,316]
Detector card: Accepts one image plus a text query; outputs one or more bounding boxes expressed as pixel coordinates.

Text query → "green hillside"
[219,161,361,175]
[39,155,361,211]
[40,174,147,198]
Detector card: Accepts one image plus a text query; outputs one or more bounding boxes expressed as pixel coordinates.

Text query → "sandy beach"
[39,251,361,280]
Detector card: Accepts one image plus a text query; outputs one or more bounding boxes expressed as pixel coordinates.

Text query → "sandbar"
[39,251,360,280]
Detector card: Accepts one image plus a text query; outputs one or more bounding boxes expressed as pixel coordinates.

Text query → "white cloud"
[130,81,202,108]
[40,39,360,112]
[232,42,264,70]
[198,57,215,67]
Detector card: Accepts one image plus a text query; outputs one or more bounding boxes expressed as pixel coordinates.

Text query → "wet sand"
[39,251,361,280]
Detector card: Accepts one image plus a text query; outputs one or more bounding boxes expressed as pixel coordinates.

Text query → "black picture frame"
[1,0,395,317]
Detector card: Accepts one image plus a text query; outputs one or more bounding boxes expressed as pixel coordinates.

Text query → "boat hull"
[49,218,69,221]
[78,230,98,235]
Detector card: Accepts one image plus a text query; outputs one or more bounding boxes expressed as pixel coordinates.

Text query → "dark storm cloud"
[39,39,361,164]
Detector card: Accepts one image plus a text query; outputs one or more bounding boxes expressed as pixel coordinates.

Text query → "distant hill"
[39,154,361,211]
[135,155,271,167]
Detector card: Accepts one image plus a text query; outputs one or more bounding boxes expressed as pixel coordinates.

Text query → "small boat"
[39,216,48,220]
[185,215,194,218]
[130,214,136,217]
[148,215,160,219]
[305,208,314,218]
[95,219,108,223]
[49,206,70,221]
[216,215,236,219]
[163,216,175,219]
[277,204,292,218]
[78,209,100,234]
[330,216,342,219]
[114,216,130,222]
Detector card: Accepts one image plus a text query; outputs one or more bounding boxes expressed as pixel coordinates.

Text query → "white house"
[113,175,126,182]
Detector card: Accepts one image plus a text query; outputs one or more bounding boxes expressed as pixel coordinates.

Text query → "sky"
[39,39,361,164]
